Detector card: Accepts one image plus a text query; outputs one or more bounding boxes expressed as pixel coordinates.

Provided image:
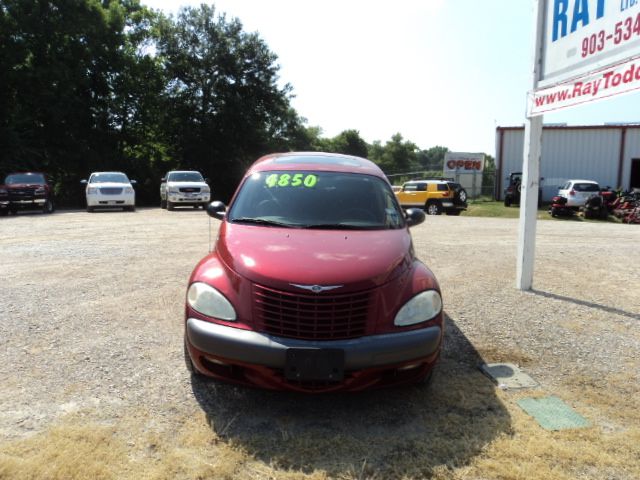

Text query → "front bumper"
[87,194,135,207]
[168,193,210,204]
[186,317,442,390]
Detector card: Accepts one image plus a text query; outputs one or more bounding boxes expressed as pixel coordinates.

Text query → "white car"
[557,179,601,207]
[82,171,136,212]
[160,170,210,210]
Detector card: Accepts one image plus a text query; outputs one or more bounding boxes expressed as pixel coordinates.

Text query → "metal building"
[495,124,640,201]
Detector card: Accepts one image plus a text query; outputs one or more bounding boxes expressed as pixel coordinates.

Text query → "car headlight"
[168,187,179,194]
[187,282,236,321]
[124,186,134,194]
[202,186,210,193]
[34,187,46,195]
[87,187,98,194]
[394,290,442,326]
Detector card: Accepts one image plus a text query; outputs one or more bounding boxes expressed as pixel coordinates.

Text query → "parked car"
[160,170,210,210]
[81,171,136,212]
[395,178,467,215]
[557,179,601,208]
[0,184,9,216]
[184,152,444,392]
[1,172,55,215]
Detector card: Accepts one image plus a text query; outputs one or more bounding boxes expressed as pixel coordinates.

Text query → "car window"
[561,182,571,190]
[403,184,418,192]
[447,182,462,190]
[89,173,129,183]
[5,173,46,184]
[167,172,204,182]
[229,171,405,230]
[436,183,448,191]
[573,183,600,192]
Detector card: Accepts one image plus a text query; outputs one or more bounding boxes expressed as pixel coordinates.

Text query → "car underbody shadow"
[190,314,511,478]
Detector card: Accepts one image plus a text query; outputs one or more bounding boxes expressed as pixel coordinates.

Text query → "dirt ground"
[0,208,638,479]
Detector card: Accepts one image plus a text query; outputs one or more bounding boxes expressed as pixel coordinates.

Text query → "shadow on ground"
[191,315,511,478]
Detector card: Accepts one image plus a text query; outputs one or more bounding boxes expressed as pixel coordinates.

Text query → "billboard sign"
[528,0,640,115]
[443,152,485,174]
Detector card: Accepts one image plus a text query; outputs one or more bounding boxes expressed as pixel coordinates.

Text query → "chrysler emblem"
[290,284,343,293]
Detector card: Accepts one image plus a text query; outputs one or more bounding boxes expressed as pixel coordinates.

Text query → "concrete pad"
[517,396,590,430]
[479,363,538,389]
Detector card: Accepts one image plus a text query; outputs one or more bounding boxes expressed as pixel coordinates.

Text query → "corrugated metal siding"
[497,126,640,200]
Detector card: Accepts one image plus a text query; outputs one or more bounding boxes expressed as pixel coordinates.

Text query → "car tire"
[42,199,55,214]
[160,199,166,209]
[167,200,174,211]
[425,201,442,215]
[504,197,512,207]
[458,189,467,203]
[86,206,94,213]
[127,205,136,212]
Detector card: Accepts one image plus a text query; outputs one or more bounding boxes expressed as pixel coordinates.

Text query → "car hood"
[215,223,413,292]
[167,181,208,188]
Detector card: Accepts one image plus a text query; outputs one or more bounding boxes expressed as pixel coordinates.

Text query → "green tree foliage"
[416,145,449,171]
[368,133,417,175]
[156,4,303,200]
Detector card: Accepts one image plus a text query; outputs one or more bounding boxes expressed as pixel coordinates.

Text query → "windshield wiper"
[231,217,296,228]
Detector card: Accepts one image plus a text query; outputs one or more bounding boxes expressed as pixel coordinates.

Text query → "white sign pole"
[517,0,546,291]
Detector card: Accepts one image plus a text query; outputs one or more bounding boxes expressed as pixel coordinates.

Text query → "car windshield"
[574,182,599,192]
[167,172,204,182]
[228,171,405,230]
[5,173,46,185]
[89,173,129,183]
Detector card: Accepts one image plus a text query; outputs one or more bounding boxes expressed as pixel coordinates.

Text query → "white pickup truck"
[160,170,211,210]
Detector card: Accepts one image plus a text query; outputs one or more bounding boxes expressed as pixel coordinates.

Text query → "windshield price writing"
[265,173,318,188]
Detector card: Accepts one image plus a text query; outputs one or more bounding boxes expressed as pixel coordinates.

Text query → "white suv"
[160,171,210,210]
[82,171,136,212]
[557,179,600,207]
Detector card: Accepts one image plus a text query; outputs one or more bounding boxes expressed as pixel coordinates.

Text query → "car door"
[396,184,423,207]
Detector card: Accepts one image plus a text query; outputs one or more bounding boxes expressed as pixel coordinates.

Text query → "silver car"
[557,179,600,207]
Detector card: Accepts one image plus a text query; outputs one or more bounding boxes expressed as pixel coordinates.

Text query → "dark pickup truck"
[1,172,55,215]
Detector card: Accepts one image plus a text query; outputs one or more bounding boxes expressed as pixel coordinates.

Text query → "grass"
[1,370,638,479]
[462,200,623,222]
[462,200,550,219]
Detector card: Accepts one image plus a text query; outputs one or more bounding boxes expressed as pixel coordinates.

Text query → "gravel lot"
[1,208,638,478]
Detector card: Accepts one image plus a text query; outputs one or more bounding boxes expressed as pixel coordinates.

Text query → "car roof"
[246,152,386,179]
[168,170,202,174]
[566,179,599,184]
[90,171,128,175]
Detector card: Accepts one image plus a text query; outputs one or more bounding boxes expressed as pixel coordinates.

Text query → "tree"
[156,4,303,200]
[417,146,449,171]
[368,133,417,175]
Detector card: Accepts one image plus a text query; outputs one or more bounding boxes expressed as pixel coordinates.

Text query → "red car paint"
[184,152,444,392]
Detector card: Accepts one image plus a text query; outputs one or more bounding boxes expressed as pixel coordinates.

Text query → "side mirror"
[205,178,210,184]
[130,180,137,185]
[80,179,87,185]
[405,208,425,228]
[160,177,166,183]
[206,201,227,220]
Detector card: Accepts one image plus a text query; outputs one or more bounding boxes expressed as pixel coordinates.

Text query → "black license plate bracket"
[285,348,344,381]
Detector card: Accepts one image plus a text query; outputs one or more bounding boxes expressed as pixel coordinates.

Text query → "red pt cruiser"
[184,152,444,392]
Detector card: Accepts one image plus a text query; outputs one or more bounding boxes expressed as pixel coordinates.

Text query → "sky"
[142,0,640,157]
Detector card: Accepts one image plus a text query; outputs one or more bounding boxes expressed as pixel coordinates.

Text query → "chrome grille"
[179,187,201,193]
[253,284,370,340]
[100,187,123,195]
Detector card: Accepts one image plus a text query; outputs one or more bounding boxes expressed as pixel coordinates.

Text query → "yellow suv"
[395,179,468,216]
